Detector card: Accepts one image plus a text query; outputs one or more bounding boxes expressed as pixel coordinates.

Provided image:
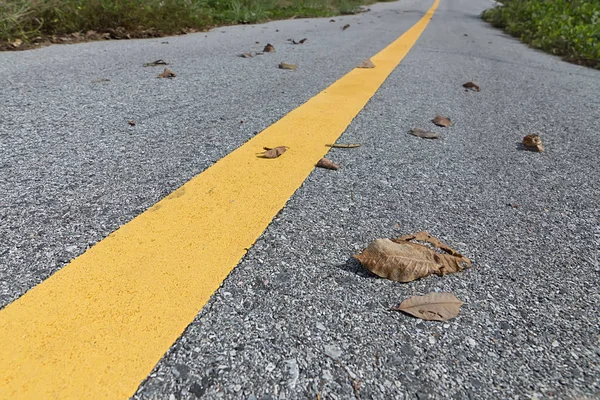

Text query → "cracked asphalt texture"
[1,0,599,398]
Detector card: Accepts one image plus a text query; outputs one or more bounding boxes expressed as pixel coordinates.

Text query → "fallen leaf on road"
[393,292,464,321]
[342,24,350,30]
[462,81,480,91]
[238,52,253,58]
[11,38,22,48]
[261,146,288,158]
[409,128,440,139]
[432,115,452,127]
[330,19,336,22]
[358,58,375,68]
[263,43,275,52]
[292,38,308,44]
[326,143,361,148]
[354,231,471,282]
[143,59,168,67]
[128,120,136,126]
[158,68,176,78]
[279,62,297,70]
[522,134,544,152]
[507,203,520,209]
[316,158,340,170]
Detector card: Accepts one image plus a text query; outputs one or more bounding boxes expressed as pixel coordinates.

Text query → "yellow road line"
[0,2,439,398]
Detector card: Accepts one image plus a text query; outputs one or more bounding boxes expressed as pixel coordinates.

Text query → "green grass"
[0,0,381,49]
[482,0,600,69]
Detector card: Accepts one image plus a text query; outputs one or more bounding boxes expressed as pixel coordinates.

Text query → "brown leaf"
[143,59,168,67]
[326,143,361,148]
[238,52,253,58]
[128,120,136,126]
[261,146,288,158]
[279,62,297,70]
[392,292,464,321]
[330,19,336,22]
[522,134,544,152]
[342,24,350,30]
[292,38,308,44]
[354,231,471,282]
[263,43,275,52]
[316,158,340,170]
[11,38,22,48]
[462,81,480,91]
[409,128,440,139]
[357,58,375,68]
[158,68,176,78]
[432,115,452,127]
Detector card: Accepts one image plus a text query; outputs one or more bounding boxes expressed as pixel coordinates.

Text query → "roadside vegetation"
[0,0,379,50]
[482,0,600,69]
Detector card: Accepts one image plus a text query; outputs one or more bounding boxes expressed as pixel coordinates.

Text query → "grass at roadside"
[482,0,600,69]
[0,0,382,50]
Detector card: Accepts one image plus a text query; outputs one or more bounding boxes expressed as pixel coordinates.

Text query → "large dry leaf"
[522,134,544,152]
[393,292,464,321]
[409,128,440,139]
[358,59,375,68]
[279,62,297,70]
[158,68,176,78]
[354,231,471,282]
[261,146,288,158]
[342,24,350,30]
[462,81,480,91]
[316,158,340,170]
[263,43,275,52]
[432,115,452,127]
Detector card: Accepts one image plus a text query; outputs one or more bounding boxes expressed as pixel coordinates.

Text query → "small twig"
[326,143,361,148]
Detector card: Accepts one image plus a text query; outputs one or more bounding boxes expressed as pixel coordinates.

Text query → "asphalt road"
[1,0,599,398]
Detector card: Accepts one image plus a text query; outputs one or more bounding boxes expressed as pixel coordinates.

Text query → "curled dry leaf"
[158,68,176,78]
[279,62,297,70]
[128,120,136,126]
[11,38,23,48]
[326,143,361,148]
[143,59,168,67]
[353,231,471,283]
[316,158,340,170]
[358,59,375,68]
[342,24,350,30]
[462,81,480,91]
[330,19,336,22]
[292,38,307,44]
[432,115,452,127]
[409,128,440,139]
[522,134,544,152]
[261,146,288,158]
[393,292,464,321]
[263,43,275,52]
[238,52,253,58]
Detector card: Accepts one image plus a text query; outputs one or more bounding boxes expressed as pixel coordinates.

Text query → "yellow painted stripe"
[0,2,439,399]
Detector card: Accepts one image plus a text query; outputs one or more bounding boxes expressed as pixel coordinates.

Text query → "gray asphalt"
[1,0,599,399]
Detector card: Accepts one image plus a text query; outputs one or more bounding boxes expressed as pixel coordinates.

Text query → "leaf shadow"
[515,142,539,151]
[337,257,380,279]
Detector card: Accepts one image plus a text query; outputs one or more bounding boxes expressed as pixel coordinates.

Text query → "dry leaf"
[326,143,361,148]
[292,38,307,44]
[238,52,253,58]
[432,115,452,127]
[143,59,168,67]
[279,62,297,70]
[522,134,544,152]
[330,19,336,22]
[11,38,22,48]
[342,24,350,30]
[409,128,440,139]
[316,158,340,170]
[158,68,176,78]
[354,231,471,282]
[261,146,288,158]
[393,292,464,321]
[263,43,275,52]
[462,81,480,91]
[358,59,375,68]
[128,120,136,126]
